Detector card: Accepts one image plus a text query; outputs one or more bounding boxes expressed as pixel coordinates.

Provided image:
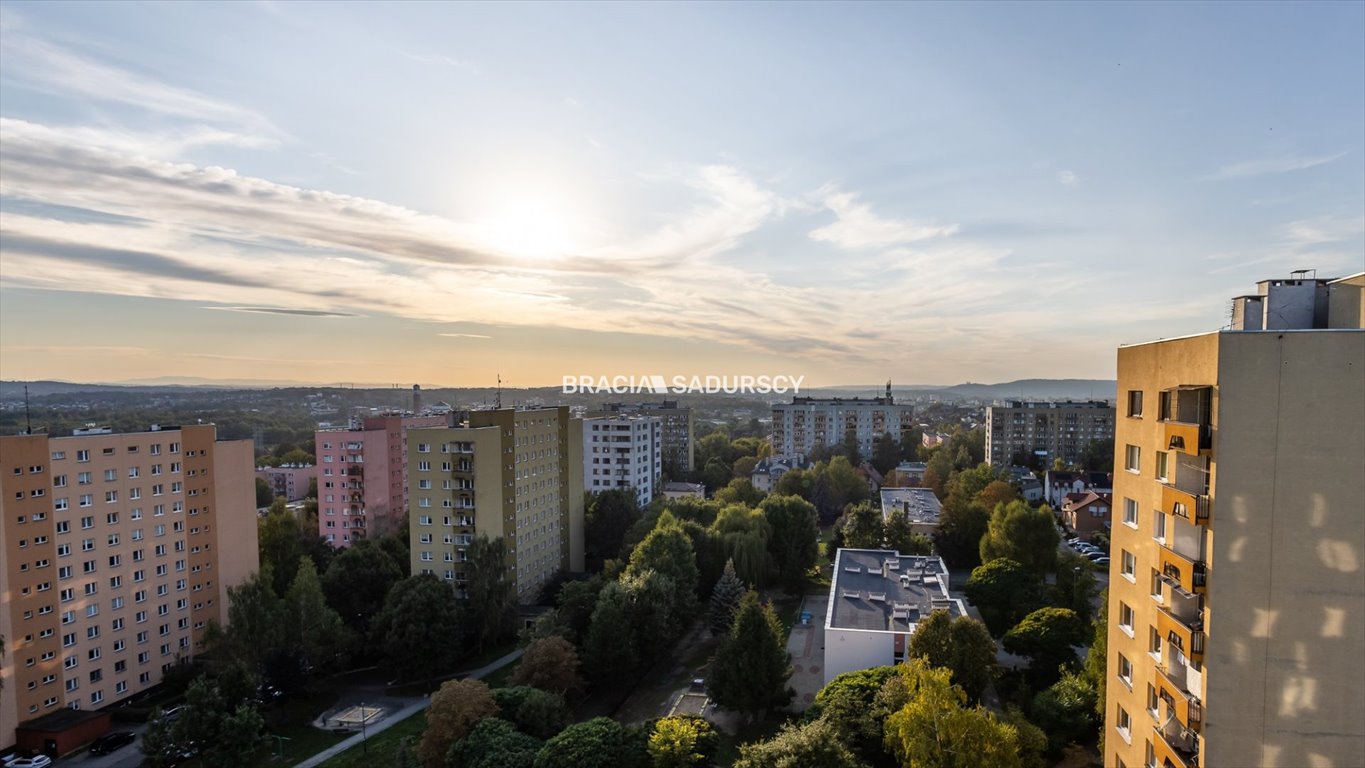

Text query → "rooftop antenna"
[24,384,33,435]
[496,374,502,410]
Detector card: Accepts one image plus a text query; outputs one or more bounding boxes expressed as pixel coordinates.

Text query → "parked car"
[1092,556,1111,567]
[91,730,137,755]
[1086,551,1108,562]
[7,757,53,768]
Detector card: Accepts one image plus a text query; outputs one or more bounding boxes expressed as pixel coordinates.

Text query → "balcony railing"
[1161,484,1211,525]
[1153,721,1199,768]
[1159,544,1208,595]
[1155,663,1203,733]
[1157,606,1205,663]
[1162,419,1211,455]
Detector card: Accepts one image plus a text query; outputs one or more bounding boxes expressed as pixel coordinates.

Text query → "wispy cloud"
[1203,152,1347,181]
[808,188,957,250]
[438,333,493,339]
[205,306,359,317]
[1056,170,1081,187]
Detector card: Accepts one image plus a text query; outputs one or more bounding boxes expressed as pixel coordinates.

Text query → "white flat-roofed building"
[878,487,943,537]
[823,548,966,685]
[583,415,661,508]
[771,385,914,460]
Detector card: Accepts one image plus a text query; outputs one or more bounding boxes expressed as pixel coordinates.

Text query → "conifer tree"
[708,559,746,635]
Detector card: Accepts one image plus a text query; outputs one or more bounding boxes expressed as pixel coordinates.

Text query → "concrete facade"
[772,388,914,460]
[407,408,584,604]
[582,415,661,508]
[0,425,259,749]
[254,464,314,502]
[315,414,444,547]
[1105,278,1365,768]
[589,401,694,475]
[985,399,1115,468]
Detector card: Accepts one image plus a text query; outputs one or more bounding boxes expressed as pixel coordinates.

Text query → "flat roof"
[826,549,965,633]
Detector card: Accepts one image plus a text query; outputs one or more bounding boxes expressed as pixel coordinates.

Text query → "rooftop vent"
[841,588,861,599]
[843,565,862,573]
[869,592,887,602]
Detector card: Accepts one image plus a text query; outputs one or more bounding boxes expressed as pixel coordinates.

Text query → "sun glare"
[476,187,579,260]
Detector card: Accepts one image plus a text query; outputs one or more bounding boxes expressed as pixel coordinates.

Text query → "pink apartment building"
[315,415,445,546]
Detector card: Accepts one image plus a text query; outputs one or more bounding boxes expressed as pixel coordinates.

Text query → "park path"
[291,648,524,768]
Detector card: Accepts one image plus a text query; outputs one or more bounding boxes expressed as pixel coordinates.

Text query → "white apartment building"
[771,386,914,460]
[582,415,661,509]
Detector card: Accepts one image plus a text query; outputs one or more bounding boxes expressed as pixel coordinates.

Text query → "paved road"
[786,593,828,712]
[291,648,523,768]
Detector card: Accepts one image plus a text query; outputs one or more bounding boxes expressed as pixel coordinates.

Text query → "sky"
[1,1,1362,388]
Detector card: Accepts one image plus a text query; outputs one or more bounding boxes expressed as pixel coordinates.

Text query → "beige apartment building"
[1,424,258,749]
[1105,273,1365,768]
[406,408,583,603]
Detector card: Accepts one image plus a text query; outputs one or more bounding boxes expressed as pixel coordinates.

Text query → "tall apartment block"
[1104,273,1365,768]
[1,424,259,749]
[590,401,694,476]
[771,386,914,460]
[984,399,1115,468]
[315,414,444,547]
[406,408,584,603]
[583,415,662,508]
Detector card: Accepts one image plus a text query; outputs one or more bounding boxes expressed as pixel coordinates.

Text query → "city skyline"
[1,2,1362,387]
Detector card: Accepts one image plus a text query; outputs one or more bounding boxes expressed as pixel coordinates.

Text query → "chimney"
[413,384,422,414]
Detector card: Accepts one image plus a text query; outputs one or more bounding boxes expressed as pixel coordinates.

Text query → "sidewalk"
[291,648,524,768]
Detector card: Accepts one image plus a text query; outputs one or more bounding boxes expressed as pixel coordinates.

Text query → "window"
[1118,655,1133,686]
[1153,511,1167,542]
[1123,498,1138,527]
[1115,705,1132,744]
[1149,626,1162,660]
[1121,550,1136,581]
[1124,445,1141,473]
[1118,602,1134,637]
[1155,451,1170,482]
[1147,685,1160,719]
[1127,390,1143,417]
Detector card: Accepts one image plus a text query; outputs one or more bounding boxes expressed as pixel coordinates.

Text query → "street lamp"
[361,701,368,754]
[1073,566,1082,609]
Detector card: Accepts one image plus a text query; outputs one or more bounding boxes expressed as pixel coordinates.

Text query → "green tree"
[1001,607,1089,687]
[447,718,542,768]
[963,559,1046,636]
[555,577,606,645]
[583,582,638,684]
[882,658,1023,768]
[1079,439,1114,472]
[809,665,899,764]
[420,679,499,768]
[733,719,862,768]
[907,610,998,703]
[256,476,275,507]
[931,500,990,570]
[510,635,583,697]
[883,511,932,556]
[811,456,869,521]
[708,592,792,717]
[224,566,285,671]
[466,534,517,653]
[973,480,1019,512]
[1053,550,1098,622]
[285,557,348,670]
[625,512,699,616]
[708,559,746,635]
[373,574,464,682]
[584,489,642,571]
[732,455,760,480]
[167,677,266,768]
[1029,669,1099,755]
[1001,706,1050,768]
[839,500,884,549]
[621,569,683,664]
[773,467,814,500]
[648,716,717,768]
[979,500,1059,575]
[922,450,954,497]
[258,500,305,594]
[323,539,404,634]
[758,494,819,588]
[1082,592,1108,719]
[534,717,631,768]
[946,463,1005,506]
[715,477,765,506]
[871,435,901,475]
[710,505,771,587]
[491,686,570,740]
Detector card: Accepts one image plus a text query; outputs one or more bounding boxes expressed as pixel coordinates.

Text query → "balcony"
[1156,603,1205,663]
[1158,543,1207,595]
[1162,420,1210,456]
[1154,661,1203,733]
[1152,720,1200,768]
[1162,485,1211,525]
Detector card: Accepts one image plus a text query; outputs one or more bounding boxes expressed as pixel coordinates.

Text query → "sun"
[475,186,579,260]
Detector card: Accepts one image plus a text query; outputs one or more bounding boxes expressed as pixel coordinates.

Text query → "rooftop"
[826,549,965,633]
[879,487,943,524]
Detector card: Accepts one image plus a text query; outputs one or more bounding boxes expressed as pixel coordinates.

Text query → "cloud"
[205,306,359,317]
[438,333,493,339]
[808,188,958,250]
[0,19,282,149]
[1056,170,1081,186]
[1203,152,1347,181]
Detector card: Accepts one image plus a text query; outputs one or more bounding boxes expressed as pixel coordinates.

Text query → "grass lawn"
[265,722,350,763]
[316,708,427,768]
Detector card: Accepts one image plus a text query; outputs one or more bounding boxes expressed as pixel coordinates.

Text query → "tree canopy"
[978,500,1060,575]
[758,494,819,588]
[733,719,862,768]
[708,592,792,717]
[373,574,465,682]
[419,679,498,768]
[907,610,997,703]
[882,658,1023,768]
[963,558,1047,637]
